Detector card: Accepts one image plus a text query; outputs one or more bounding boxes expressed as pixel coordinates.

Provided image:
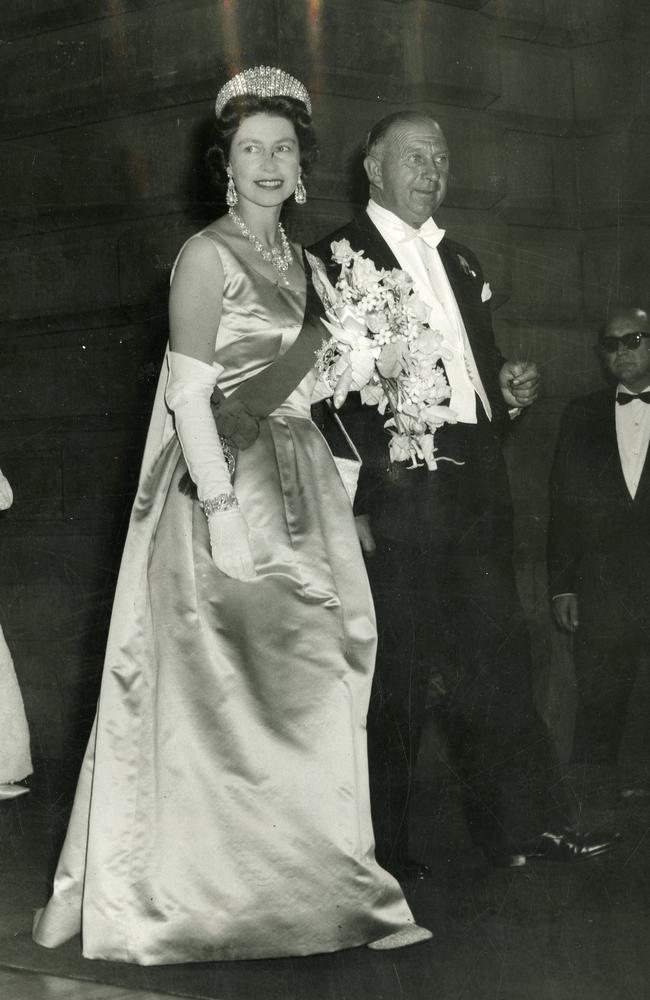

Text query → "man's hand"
[355,514,377,557]
[499,360,540,409]
[552,594,579,632]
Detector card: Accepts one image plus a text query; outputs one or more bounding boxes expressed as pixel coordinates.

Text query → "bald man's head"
[363,111,449,227]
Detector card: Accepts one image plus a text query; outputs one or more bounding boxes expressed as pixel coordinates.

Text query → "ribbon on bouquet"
[210,252,328,448]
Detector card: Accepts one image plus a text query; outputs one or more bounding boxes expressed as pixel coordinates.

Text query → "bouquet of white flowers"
[306,239,457,470]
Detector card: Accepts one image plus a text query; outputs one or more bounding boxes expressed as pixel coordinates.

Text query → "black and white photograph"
[1,2,649,998]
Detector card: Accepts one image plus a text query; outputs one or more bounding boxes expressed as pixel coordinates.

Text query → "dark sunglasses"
[600,331,650,353]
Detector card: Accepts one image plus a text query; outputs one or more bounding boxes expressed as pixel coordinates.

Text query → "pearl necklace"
[228,208,293,283]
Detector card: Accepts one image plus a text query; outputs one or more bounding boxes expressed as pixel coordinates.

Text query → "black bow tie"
[616,391,650,405]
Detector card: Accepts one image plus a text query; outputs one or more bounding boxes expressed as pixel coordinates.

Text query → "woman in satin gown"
[0,468,32,799]
[33,69,430,965]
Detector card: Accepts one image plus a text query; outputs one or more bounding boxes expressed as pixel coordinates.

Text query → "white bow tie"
[399,221,445,251]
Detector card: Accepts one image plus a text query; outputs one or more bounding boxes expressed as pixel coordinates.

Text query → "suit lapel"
[437,238,484,354]
[347,212,402,272]
[598,392,637,503]
[634,448,650,505]
[438,241,472,313]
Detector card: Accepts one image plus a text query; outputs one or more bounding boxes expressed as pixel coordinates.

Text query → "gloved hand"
[206,507,256,581]
[165,351,256,581]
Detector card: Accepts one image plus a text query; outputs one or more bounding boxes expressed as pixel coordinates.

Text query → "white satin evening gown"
[32,228,420,964]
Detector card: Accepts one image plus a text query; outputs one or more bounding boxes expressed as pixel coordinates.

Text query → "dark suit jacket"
[547,388,650,618]
[309,210,508,519]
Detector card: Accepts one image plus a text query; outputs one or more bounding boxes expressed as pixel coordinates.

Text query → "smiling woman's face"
[228,113,301,210]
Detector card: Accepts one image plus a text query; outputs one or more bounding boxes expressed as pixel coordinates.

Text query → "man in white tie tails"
[548,306,650,788]
[310,110,615,874]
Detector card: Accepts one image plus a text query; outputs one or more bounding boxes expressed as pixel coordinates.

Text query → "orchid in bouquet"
[306,239,457,470]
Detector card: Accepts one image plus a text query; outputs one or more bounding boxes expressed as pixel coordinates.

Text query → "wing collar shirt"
[615,383,650,499]
[365,200,491,423]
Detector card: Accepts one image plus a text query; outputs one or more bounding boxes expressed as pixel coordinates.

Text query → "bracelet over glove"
[165,351,256,581]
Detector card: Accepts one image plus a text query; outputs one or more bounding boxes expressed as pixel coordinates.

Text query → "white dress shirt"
[365,200,492,423]
[615,383,650,499]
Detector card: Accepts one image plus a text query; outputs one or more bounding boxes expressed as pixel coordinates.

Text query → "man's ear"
[363,154,382,189]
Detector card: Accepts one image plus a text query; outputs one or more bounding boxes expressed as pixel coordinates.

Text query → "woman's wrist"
[200,491,239,516]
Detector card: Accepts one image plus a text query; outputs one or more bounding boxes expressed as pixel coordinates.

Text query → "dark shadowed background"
[1,0,649,769]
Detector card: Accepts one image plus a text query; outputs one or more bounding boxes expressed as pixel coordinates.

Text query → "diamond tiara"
[214,66,311,118]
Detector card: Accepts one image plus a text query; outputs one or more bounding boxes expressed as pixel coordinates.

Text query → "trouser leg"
[365,539,432,866]
[572,633,643,766]
[433,416,570,852]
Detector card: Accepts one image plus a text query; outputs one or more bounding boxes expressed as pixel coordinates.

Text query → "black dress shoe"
[386,856,433,881]
[486,829,620,869]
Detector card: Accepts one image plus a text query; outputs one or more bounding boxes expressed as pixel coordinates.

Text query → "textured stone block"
[498,227,582,323]
[0,325,163,420]
[494,321,604,401]
[0,105,217,232]
[278,0,404,105]
[441,210,512,307]
[438,113,505,210]
[116,218,197,320]
[627,130,650,225]
[0,415,152,481]
[576,131,630,229]
[501,132,577,227]
[573,42,649,127]
[62,440,144,520]
[404,3,500,108]
[0,581,110,648]
[420,0,490,9]
[0,450,62,521]
[495,37,572,133]
[0,0,277,137]
[0,226,123,330]
[487,0,568,43]
[577,130,650,229]
[565,0,650,44]
[566,0,622,43]
[582,226,650,321]
[0,0,169,41]
[21,675,101,761]
[274,93,374,209]
[0,533,119,601]
[8,648,104,733]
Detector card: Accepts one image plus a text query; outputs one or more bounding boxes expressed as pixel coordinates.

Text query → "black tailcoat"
[309,212,569,863]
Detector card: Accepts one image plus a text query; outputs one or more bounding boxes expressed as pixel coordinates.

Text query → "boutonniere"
[481,281,492,302]
[457,254,477,279]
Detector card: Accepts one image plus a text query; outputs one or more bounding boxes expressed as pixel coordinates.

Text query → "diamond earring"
[294,172,307,205]
[226,166,238,207]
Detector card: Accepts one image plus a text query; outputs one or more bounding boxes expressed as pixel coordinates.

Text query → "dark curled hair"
[206,95,318,188]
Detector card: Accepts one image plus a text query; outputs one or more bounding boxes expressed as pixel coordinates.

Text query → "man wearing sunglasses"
[548,305,650,780]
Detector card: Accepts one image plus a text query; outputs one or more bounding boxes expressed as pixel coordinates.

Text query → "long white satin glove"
[165,351,256,581]
[206,508,256,580]
[0,470,13,511]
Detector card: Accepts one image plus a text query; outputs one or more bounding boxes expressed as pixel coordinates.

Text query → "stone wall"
[1,0,648,760]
